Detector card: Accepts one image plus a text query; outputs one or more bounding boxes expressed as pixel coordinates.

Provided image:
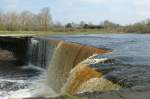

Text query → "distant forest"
[0,7,150,33]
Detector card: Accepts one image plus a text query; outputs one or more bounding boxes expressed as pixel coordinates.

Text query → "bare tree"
[79,21,86,28]
[3,11,19,31]
[0,10,6,30]
[38,7,52,31]
[0,7,54,31]
[0,10,3,29]
[20,11,34,30]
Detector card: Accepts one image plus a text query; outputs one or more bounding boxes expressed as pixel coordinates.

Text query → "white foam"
[21,64,45,72]
[4,89,32,99]
[31,39,39,45]
[0,78,34,99]
[81,54,108,64]
[0,79,26,83]
[30,72,59,98]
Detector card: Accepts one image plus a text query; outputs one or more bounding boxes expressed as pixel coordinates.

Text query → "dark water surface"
[1,34,150,98]
[0,63,41,98]
[41,34,150,65]
[40,34,150,91]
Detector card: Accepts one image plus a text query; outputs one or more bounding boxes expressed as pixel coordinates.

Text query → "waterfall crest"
[29,38,59,68]
[61,55,120,94]
[47,41,110,93]
[29,38,120,97]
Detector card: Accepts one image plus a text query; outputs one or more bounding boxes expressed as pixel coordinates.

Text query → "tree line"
[63,20,150,33]
[0,7,52,31]
[0,7,150,33]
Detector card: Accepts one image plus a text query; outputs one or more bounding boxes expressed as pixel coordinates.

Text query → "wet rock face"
[0,50,15,61]
[0,36,30,65]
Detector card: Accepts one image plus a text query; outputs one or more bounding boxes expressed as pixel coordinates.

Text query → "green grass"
[0,29,123,36]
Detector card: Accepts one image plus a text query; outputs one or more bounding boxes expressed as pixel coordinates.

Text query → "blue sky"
[0,0,150,25]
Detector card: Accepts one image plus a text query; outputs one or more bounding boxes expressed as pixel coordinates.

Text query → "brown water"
[1,34,150,98]
[47,41,109,94]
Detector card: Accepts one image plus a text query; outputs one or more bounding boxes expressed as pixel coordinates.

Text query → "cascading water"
[0,37,41,99]
[1,34,150,99]
[23,37,116,98]
[46,41,110,94]
[29,38,49,68]
[28,38,58,68]
[30,34,150,98]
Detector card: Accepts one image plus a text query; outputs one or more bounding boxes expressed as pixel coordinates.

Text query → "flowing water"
[0,34,150,98]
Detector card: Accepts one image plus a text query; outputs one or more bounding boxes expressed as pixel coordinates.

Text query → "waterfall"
[61,55,120,94]
[28,37,121,97]
[46,41,110,93]
[2,35,150,98]
[28,38,59,68]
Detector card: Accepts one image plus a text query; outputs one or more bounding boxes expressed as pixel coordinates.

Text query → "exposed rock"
[0,36,30,65]
[0,49,15,61]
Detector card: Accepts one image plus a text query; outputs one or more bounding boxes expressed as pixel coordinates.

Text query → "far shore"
[0,30,149,36]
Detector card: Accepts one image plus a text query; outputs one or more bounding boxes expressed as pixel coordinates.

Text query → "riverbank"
[0,30,126,36]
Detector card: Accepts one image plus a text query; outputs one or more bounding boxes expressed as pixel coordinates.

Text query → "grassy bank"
[0,29,125,36]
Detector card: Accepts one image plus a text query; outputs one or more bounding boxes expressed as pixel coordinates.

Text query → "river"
[0,34,150,98]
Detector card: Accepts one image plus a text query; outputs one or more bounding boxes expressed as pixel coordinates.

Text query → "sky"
[0,0,150,25]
